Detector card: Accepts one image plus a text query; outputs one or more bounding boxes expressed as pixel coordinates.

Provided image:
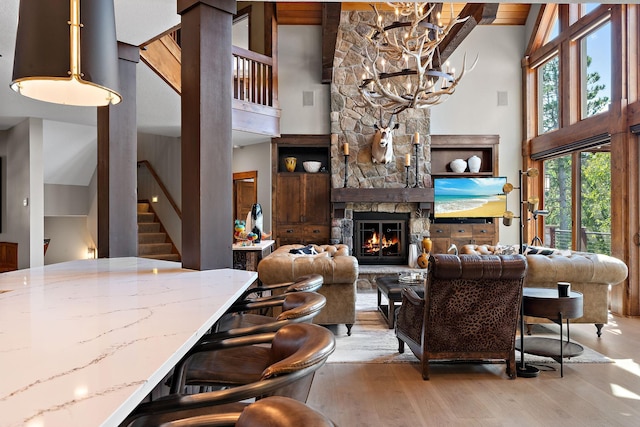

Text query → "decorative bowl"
[303,161,322,173]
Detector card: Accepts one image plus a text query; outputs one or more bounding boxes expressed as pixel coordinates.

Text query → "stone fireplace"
[328,9,433,262]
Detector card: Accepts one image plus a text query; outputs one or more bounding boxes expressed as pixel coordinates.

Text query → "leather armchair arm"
[157,413,241,427]
[396,287,425,345]
[226,296,288,313]
[169,332,277,394]
[238,282,294,300]
[127,365,320,426]
[205,319,292,342]
[401,286,424,306]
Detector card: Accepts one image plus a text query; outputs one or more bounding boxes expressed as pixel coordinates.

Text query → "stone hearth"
[329,9,433,263]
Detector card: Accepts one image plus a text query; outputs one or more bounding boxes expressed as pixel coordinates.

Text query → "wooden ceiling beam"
[435,3,499,67]
[322,3,342,84]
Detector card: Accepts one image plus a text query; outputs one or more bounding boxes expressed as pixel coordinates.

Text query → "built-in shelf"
[331,188,434,203]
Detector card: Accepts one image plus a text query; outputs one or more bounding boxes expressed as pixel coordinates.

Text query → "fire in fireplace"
[354,212,409,265]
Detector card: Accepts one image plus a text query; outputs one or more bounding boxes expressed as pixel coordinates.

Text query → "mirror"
[233,171,257,223]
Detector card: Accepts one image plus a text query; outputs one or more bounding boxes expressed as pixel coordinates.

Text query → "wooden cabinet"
[0,242,18,273]
[272,135,331,247]
[429,135,500,253]
[430,223,497,254]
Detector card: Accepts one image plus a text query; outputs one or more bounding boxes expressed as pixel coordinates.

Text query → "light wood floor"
[307,311,640,426]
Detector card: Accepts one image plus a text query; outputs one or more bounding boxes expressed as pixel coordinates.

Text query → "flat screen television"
[433,176,508,219]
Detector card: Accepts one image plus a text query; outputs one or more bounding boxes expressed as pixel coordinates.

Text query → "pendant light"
[10,0,122,107]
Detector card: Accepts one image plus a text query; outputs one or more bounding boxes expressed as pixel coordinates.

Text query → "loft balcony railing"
[141,29,280,135]
[149,29,275,108]
[232,46,274,107]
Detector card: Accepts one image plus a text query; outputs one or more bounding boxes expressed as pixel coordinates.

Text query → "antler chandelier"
[359,2,478,114]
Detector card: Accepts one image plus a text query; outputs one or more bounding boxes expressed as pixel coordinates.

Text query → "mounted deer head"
[371,113,399,164]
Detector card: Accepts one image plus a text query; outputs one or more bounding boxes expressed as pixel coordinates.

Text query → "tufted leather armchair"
[258,244,359,335]
[396,254,527,380]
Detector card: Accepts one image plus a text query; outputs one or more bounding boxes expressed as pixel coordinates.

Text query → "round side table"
[516,287,584,377]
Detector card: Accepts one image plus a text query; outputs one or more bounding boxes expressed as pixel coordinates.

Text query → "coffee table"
[516,287,584,377]
[375,275,425,328]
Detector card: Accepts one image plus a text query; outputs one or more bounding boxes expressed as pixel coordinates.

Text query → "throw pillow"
[289,245,318,255]
[523,245,559,256]
[493,243,520,255]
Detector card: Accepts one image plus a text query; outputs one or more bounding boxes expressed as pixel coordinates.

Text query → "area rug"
[327,291,612,364]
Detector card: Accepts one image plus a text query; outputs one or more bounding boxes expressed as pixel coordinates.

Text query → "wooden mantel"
[331,188,434,204]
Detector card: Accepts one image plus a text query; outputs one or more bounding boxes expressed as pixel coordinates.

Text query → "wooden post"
[97,43,140,258]
[178,0,235,270]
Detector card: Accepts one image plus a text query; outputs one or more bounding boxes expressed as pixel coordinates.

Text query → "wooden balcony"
[141,33,280,137]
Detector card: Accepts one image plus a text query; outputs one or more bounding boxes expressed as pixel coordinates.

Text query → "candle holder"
[405,165,411,188]
[413,142,420,188]
[343,154,349,188]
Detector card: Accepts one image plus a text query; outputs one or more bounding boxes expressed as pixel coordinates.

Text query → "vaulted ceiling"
[276,2,532,26]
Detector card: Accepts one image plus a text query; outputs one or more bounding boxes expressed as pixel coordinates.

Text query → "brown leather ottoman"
[375,275,425,329]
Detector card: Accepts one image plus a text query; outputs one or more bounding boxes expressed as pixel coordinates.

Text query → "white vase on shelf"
[468,155,482,173]
[449,158,467,173]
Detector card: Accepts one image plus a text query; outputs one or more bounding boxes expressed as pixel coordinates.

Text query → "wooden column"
[179,0,235,270]
[610,5,639,316]
[97,43,140,258]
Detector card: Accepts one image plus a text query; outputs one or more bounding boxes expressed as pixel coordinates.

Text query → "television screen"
[434,177,508,218]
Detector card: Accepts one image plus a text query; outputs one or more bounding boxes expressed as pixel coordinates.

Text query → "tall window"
[538,55,560,134]
[547,10,559,42]
[543,147,611,254]
[543,155,572,249]
[579,149,611,254]
[582,4,601,17]
[580,21,611,119]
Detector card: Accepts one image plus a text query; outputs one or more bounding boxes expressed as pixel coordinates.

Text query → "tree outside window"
[538,56,560,134]
[542,50,611,253]
[581,22,611,119]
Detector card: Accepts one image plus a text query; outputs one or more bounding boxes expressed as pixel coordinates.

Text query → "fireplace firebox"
[354,212,409,265]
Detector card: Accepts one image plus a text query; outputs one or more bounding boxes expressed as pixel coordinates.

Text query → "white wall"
[0,131,6,236]
[44,184,90,216]
[2,119,45,268]
[430,26,525,245]
[278,26,331,135]
[44,217,94,265]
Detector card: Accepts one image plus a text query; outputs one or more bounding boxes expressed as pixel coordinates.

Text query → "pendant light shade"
[11,0,122,107]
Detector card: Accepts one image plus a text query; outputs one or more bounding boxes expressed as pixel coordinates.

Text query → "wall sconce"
[151,196,159,203]
[11,0,122,106]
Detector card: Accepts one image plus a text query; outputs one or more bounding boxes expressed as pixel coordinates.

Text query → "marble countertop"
[0,257,257,427]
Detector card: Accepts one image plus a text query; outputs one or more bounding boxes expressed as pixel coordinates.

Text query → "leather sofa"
[257,244,359,335]
[461,245,628,336]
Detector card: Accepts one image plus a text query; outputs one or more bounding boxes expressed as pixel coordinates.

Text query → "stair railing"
[137,160,182,254]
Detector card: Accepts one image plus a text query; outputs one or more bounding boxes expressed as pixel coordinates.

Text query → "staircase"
[137,202,181,262]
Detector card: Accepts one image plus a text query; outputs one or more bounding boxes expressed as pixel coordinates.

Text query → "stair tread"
[137,201,179,262]
[140,254,181,261]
